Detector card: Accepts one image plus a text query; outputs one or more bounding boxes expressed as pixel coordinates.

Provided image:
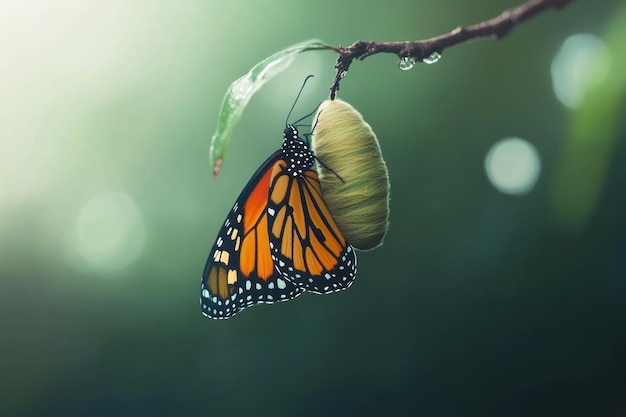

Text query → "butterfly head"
[282,125,315,176]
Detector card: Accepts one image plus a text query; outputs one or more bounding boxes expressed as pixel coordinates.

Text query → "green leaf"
[209,39,329,176]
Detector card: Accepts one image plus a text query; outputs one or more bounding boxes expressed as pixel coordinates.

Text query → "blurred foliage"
[1,0,625,416]
[551,1,626,230]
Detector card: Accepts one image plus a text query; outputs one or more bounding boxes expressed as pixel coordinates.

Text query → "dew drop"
[423,51,441,64]
[398,56,416,71]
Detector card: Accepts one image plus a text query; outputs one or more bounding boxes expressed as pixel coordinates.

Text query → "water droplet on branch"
[423,51,441,64]
[398,56,416,70]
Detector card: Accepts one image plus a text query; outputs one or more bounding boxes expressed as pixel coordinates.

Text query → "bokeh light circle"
[485,137,541,195]
[551,33,611,109]
[71,191,146,272]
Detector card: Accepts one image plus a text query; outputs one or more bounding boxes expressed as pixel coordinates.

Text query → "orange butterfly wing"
[267,160,357,294]
[201,151,303,319]
[201,125,358,319]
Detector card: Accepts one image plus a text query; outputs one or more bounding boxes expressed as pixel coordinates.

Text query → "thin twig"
[329,0,574,99]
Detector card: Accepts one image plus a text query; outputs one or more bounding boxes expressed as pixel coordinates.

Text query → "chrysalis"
[312,99,390,250]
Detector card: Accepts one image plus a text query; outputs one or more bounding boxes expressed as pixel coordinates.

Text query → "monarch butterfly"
[312,99,390,250]
[201,89,357,320]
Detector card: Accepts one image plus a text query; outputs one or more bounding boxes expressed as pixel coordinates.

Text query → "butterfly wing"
[267,160,357,294]
[201,151,303,319]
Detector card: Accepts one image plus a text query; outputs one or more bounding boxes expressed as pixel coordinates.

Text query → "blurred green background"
[1,0,625,416]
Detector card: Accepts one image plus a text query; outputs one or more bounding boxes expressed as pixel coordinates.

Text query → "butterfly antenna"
[285,75,315,127]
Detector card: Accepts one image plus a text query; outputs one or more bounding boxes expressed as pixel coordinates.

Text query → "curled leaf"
[209,39,328,176]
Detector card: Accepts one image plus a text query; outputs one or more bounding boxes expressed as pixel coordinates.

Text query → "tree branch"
[329,0,574,99]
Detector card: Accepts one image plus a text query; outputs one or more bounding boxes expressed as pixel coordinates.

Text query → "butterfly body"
[201,125,357,319]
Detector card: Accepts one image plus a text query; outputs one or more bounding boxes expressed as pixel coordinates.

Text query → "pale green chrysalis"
[312,99,390,250]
